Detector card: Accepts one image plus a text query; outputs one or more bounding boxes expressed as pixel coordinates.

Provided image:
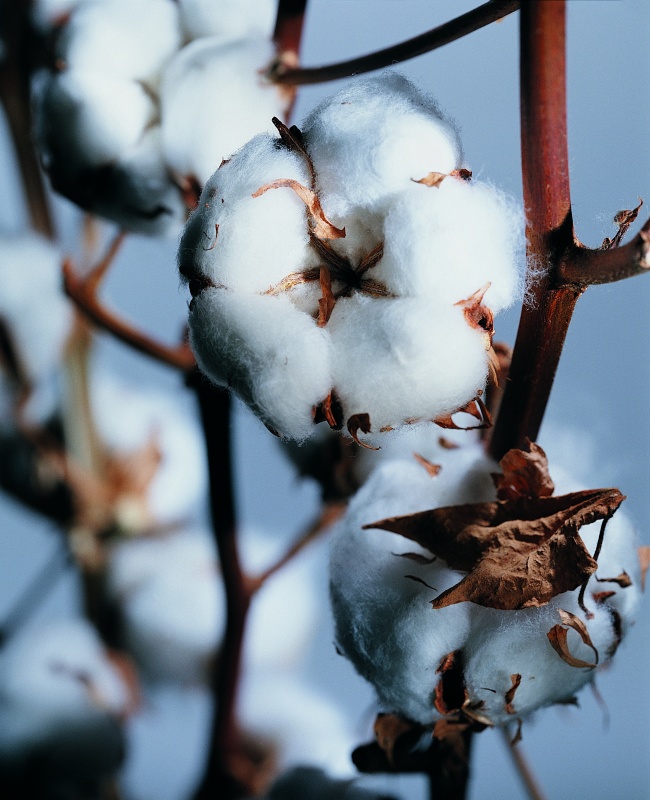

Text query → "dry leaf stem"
[500,728,548,800]
[0,1,54,239]
[270,0,519,86]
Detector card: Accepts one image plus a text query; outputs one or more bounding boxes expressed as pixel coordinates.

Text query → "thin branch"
[488,1,578,460]
[273,0,309,59]
[500,727,547,800]
[270,0,519,86]
[63,258,196,371]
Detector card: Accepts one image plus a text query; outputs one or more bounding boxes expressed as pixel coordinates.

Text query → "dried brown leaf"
[364,488,625,610]
[317,265,336,327]
[347,413,379,450]
[438,437,460,450]
[413,452,442,478]
[373,713,417,767]
[638,546,650,591]
[493,441,555,501]
[312,390,343,430]
[504,673,522,715]
[547,623,597,670]
[253,179,345,240]
[413,171,447,187]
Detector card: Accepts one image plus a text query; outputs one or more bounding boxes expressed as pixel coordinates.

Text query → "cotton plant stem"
[274,0,309,59]
[500,728,548,800]
[271,0,519,86]
[0,0,54,239]
[488,1,579,460]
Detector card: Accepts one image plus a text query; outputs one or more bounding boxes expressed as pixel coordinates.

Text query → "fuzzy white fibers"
[177,0,278,45]
[0,618,130,781]
[267,766,389,800]
[161,37,286,186]
[89,373,207,528]
[31,0,88,31]
[329,443,642,727]
[56,0,181,87]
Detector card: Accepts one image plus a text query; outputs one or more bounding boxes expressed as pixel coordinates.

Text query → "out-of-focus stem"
[488,1,578,460]
[500,728,548,800]
[271,0,519,86]
[273,0,308,59]
[0,1,54,239]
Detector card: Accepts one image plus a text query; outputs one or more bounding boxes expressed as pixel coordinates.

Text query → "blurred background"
[0,1,648,798]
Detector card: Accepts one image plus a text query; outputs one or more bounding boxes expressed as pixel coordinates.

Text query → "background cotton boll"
[160,37,286,187]
[302,74,461,216]
[177,0,278,43]
[178,134,314,293]
[328,296,489,436]
[0,619,129,783]
[266,766,393,800]
[377,179,524,311]
[189,289,332,440]
[90,374,207,527]
[56,0,181,87]
[239,673,357,778]
[107,529,223,685]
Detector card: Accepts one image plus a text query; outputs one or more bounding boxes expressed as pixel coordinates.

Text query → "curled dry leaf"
[413,452,442,478]
[595,571,632,588]
[252,179,345,240]
[317,265,336,326]
[493,439,555,501]
[434,395,492,431]
[364,486,625,610]
[347,412,379,450]
[271,117,315,184]
[504,673,522,715]
[592,590,617,604]
[547,609,599,670]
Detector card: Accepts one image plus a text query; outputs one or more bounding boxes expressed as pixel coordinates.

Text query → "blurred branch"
[270,0,519,86]
[501,727,547,800]
[0,0,54,238]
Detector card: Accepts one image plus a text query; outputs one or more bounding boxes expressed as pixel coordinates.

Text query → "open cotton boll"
[56,0,181,87]
[302,73,461,217]
[328,296,489,438]
[240,673,357,778]
[0,619,129,783]
[178,0,278,43]
[161,37,287,187]
[330,445,642,729]
[178,133,315,294]
[377,178,524,312]
[89,373,207,528]
[189,289,332,439]
[267,766,393,800]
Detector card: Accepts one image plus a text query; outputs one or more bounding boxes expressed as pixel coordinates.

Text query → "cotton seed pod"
[0,619,131,785]
[329,442,642,728]
[177,0,278,45]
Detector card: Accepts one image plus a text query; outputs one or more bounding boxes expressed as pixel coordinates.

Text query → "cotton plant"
[179,73,523,445]
[0,618,133,788]
[329,440,642,739]
[33,0,289,234]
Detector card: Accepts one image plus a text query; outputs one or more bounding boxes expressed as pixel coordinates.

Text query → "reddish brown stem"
[63,259,196,371]
[270,0,519,86]
[273,0,308,58]
[0,1,54,239]
[488,1,578,460]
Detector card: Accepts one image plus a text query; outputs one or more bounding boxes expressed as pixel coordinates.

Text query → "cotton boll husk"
[89,374,207,527]
[376,179,524,312]
[328,296,489,438]
[56,0,181,87]
[239,673,356,777]
[302,73,461,217]
[178,133,316,295]
[161,37,286,186]
[177,0,278,43]
[330,452,496,725]
[267,766,390,800]
[189,289,331,439]
[0,619,129,782]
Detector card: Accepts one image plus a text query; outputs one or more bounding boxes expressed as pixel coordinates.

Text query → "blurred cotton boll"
[266,766,396,800]
[0,618,131,788]
[177,0,278,43]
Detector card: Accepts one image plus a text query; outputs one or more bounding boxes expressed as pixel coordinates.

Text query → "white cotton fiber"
[328,296,489,437]
[0,619,130,781]
[177,0,278,43]
[56,0,181,86]
[190,289,332,439]
[329,443,642,727]
[161,37,286,185]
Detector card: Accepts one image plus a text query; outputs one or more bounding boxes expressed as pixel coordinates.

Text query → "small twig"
[63,258,196,371]
[270,0,519,86]
[252,501,346,591]
[500,727,547,800]
[85,231,126,293]
[273,0,309,59]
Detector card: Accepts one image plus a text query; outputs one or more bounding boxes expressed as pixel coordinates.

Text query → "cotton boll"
[178,133,315,294]
[178,0,278,43]
[328,296,489,438]
[0,619,129,783]
[89,374,207,528]
[56,0,181,87]
[240,673,357,777]
[302,73,461,217]
[377,179,524,312]
[189,289,332,439]
[107,529,222,684]
[267,766,392,800]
